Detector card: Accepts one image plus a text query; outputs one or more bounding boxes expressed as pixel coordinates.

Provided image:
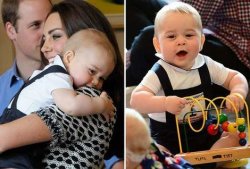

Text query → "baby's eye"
[99,77,105,82]
[88,69,96,75]
[186,34,194,38]
[166,35,176,39]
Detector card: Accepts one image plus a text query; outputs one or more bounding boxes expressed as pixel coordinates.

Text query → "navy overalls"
[149,62,222,155]
[0,65,67,169]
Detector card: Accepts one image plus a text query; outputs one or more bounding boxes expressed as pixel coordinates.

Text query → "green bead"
[238,125,246,132]
[219,113,228,124]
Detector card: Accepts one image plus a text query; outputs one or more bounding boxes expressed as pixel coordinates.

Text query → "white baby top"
[8,55,73,115]
[140,53,230,122]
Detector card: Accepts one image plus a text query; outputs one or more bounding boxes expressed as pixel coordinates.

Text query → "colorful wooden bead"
[238,124,246,132]
[227,122,237,133]
[236,118,245,125]
[205,119,213,127]
[221,121,229,132]
[219,113,228,124]
[239,139,247,146]
[239,132,246,139]
[207,124,218,135]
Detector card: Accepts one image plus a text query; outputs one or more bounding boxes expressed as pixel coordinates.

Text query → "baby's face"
[65,46,115,89]
[153,12,205,70]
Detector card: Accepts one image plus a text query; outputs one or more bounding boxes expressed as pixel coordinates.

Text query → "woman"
[0,0,124,168]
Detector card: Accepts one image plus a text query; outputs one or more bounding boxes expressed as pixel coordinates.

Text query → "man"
[0,0,52,115]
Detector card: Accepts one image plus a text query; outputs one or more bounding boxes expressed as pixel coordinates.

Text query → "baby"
[126,108,152,169]
[130,1,248,155]
[126,108,193,169]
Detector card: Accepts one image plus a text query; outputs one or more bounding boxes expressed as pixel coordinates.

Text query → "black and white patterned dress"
[35,86,116,169]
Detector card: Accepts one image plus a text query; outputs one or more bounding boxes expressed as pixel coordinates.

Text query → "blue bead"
[239,139,247,146]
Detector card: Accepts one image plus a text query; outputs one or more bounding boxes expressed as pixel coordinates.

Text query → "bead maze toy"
[175,94,250,167]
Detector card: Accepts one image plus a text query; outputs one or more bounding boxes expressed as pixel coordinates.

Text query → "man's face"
[13,0,51,62]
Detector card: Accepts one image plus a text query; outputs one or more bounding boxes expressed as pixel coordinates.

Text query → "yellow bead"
[236,118,245,125]
[228,123,237,133]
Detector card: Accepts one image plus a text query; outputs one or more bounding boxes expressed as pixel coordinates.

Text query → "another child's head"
[153,2,205,70]
[126,108,151,168]
[62,29,116,89]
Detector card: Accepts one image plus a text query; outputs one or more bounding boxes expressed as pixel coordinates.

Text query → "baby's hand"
[225,93,244,112]
[100,92,116,120]
[165,96,187,115]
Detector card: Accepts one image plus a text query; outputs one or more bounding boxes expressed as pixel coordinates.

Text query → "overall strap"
[151,63,175,124]
[198,63,213,100]
[152,62,213,99]
[151,62,213,123]
[11,65,68,109]
[28,65,68,86]
[151,63,174,96]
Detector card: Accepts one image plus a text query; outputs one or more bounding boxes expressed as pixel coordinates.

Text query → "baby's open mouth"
[176,50,188,57]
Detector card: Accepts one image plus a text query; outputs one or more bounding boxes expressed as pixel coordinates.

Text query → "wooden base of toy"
[176,146,250,165]
[219,158,248,168]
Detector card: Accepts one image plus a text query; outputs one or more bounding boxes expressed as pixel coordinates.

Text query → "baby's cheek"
[96,82,103,90]
[71,77,82,88]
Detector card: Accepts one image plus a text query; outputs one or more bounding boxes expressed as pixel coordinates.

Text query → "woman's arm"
[0,114,52,153]
[0,86,112,153]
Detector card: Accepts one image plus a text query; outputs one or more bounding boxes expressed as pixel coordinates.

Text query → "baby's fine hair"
[126,108,151,152]
[154,2,202,35]
[62,28,116,63]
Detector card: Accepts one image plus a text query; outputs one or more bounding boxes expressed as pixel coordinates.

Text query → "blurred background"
[0,0,124,74]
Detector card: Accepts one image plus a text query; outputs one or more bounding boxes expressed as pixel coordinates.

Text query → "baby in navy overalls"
[130,1,248,163]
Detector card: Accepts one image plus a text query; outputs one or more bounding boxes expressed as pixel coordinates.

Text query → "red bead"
[207,124,218,135]
[239,132,246,139]
[221,121,229,132]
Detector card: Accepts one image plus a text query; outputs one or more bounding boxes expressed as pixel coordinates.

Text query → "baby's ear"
[153,36,161,53]
[63,50,75,65]
[199,34,206,51]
